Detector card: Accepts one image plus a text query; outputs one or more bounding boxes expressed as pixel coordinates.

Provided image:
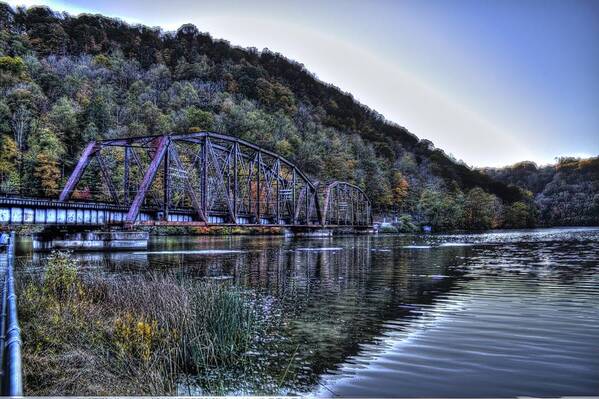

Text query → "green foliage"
[44,250,78,301]
[92,54,111,68]
[504,201,534,228]
[185,283,256,366]
[398,214,417,232]
[418,188,465,231]
[185,107,214,130]
[378,224,399,234]
[0,55,26,75]
[27,128,66,196]
[464,187,497,230]
[47,97,79,142]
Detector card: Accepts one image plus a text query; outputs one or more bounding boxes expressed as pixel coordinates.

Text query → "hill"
[0,3,539,230]
[482,157,599,226]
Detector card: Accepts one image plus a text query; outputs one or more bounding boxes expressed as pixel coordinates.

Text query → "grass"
[18,251,259,395]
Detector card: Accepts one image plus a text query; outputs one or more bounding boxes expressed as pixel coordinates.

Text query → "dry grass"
[18,251,258,395]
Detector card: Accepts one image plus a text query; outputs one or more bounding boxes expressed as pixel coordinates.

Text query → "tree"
[186,107,213,131]
[391,170,409,213]
[28,128,66,196]
[174,56,211,80]
[7,84,45,152]
[0,55,27,84]
[464,187,496,230]
[417,188,463,230]
[34,152,61,196]
[0,135,19,192]
[47,96,79,151]
[86,85,115,135]
[504,201,530,228]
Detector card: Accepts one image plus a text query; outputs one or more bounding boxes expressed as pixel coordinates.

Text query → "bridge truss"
[58,132,372,227]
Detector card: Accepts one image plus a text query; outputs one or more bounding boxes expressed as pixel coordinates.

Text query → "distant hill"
[482,157,599,226]
[0,3,572,230]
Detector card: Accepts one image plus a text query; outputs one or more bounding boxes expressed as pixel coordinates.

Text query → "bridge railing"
[0,232,23,396]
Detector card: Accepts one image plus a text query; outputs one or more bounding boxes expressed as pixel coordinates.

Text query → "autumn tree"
[0,135,19,192]
[391,170,409,213]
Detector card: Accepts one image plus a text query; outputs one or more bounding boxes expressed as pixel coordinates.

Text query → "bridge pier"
[32,229,148,252]
[284,226,373,237]
[285,227,333,237]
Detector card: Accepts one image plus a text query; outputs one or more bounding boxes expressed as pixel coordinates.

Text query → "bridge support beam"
[126,136,169,224]
[59,142,97,202]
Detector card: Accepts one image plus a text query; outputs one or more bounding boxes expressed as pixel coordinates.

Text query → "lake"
[16,227,599,396]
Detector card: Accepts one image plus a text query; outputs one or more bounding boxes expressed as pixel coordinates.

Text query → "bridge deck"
[0,196,370,228]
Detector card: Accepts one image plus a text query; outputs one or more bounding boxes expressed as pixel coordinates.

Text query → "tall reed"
[18,251,259,395]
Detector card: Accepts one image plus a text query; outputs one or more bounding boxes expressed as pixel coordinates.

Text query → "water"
[16,227,599,396]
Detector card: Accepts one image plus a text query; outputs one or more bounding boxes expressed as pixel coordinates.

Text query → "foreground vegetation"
[19,251,259,395]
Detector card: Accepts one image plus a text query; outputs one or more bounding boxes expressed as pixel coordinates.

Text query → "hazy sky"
[7,0,599,167]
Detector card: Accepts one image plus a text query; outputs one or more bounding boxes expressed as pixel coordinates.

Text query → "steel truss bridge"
[0,132,372,228]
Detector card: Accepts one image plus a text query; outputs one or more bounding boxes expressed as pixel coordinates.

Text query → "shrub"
[398,214,418,232]
[43,250,78,301]
[379,225,398,234]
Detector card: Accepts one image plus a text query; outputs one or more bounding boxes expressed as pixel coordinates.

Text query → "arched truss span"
[321,181,372,226]
[59,132,371,227]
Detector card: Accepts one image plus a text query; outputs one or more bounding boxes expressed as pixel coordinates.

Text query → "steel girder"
[321,181,372,226]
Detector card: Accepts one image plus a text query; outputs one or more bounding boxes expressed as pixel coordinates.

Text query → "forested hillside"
[482,157,599,226]
[0,3,551,230]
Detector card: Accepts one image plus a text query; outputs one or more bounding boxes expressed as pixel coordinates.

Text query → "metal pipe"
[2,232,22,396]
[0,254,8,391]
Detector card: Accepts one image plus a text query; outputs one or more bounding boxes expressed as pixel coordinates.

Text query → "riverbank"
[140,224,287,236]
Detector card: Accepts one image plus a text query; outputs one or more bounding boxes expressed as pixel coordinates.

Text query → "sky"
[6,0,599,167]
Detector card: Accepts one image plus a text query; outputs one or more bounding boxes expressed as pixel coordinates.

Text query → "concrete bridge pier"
[32,229,148,252]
